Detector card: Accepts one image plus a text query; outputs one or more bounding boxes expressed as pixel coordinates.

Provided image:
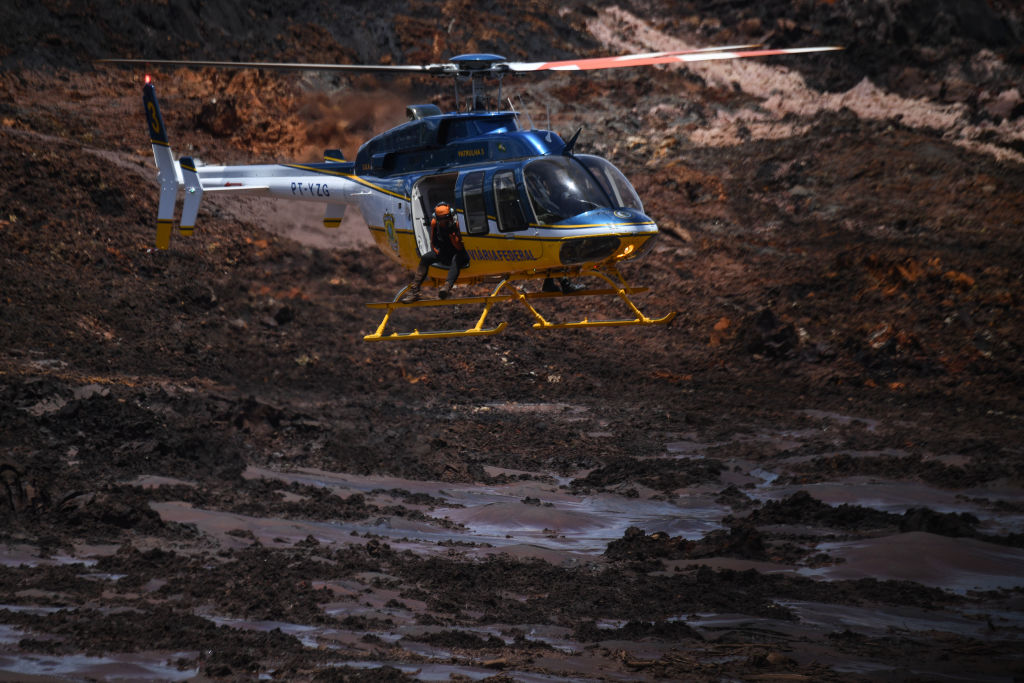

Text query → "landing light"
[144,74,151,84]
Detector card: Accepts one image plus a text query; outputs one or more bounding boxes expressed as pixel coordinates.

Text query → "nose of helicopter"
[557,207,659,265]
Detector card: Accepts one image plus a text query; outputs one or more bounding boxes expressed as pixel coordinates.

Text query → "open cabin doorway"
[411,173,459,256]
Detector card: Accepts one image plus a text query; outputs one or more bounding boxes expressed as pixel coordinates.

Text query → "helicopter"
[101,44,840,341]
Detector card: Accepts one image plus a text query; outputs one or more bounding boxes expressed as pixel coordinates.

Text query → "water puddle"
[125,474,198,489]
[158,462,1024,602]
[753,478,1024,533]
[468,401,590,420]
[800,409,881,432]
[798,532,1024,593]
[338,659,587,682]
[236,466,730,555]
[195,612,588,680]
[8,422,1024,682]
[0,546,96,568]
[205,615,328,648]
[665,435,713,456]
[779,599,1023,639]
[0,624,25,645]
[0,652,198,681]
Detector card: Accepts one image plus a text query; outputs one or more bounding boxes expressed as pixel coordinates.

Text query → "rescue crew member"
[401,201,469,302]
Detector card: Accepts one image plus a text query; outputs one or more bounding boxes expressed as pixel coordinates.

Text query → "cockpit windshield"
[524,155,644,225]
[524,156,610,224]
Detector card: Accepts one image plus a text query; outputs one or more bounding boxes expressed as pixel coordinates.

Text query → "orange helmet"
[434,202,452,218]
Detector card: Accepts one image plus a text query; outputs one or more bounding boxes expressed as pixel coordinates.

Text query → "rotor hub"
[447,53,510,77]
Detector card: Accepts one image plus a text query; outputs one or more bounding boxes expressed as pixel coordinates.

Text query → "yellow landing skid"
[363,266,675,341]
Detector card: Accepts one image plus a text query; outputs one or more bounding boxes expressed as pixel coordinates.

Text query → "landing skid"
[364,265,675,341]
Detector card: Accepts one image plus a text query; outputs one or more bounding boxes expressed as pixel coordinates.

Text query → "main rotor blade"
[96,58,440,73]
[506,45,842,72]
[97,45,843,77]
[505,44,760,72]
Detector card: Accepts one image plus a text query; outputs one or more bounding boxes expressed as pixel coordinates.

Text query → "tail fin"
[178,156,203,236]
[323,148,345,163]
[143,81,181,249]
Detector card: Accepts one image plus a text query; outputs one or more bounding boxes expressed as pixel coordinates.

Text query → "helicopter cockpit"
[524,155,644,225]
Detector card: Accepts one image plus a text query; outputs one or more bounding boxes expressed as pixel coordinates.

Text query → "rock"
[737,309,799,359]
[274,305,294,325]
[984,88,1022,121]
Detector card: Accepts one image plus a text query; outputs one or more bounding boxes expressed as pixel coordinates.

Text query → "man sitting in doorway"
[401,201,470,302]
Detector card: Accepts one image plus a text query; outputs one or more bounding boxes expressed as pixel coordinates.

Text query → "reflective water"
[235,466,729,554]
[0,652,198,681]
[4,406,1023,681]
[798,532,1024,593]
[779,599,1024,639]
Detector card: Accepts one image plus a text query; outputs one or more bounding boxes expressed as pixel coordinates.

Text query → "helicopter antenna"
[562,127,582,156]
[513,94,535,130]
[545,104,552,142]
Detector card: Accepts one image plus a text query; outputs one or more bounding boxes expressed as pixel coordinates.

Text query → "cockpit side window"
[494,170,527,232]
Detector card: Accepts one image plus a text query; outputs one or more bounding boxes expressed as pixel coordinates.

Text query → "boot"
[400,262,428,303]
[559,277,584,293]
[438,280,454,299]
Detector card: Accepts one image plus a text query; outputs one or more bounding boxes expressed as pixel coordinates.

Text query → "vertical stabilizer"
[143,81,180,249]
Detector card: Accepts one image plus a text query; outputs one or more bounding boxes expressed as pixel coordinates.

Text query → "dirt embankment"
[2,1,1023,681]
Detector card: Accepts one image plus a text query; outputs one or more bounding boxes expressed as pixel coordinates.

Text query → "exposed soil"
[2,1,1023,681]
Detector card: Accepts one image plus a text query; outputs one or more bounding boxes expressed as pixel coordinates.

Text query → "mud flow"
[3,0,1024,681]
[3,398,1023,681]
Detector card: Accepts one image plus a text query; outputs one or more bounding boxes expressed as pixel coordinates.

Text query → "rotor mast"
[447,54,510,112]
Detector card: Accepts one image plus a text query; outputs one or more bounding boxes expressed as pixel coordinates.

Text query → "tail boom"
[141,82,366,249]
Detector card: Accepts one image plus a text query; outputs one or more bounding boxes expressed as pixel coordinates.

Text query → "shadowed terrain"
[2,1,1023,680]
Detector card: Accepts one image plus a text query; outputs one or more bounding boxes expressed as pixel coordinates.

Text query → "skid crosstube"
[363,266,675,341]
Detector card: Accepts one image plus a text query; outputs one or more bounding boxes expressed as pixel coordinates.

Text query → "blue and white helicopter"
[103,44,839,340]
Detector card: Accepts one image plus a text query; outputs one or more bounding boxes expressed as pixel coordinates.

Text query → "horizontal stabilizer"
[323,148,345,163]
[324,203,347,228]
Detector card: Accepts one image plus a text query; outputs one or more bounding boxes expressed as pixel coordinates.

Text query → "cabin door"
[411,173,459,256]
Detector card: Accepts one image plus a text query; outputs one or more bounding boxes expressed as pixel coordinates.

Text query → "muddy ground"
[2,1,1024,681]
